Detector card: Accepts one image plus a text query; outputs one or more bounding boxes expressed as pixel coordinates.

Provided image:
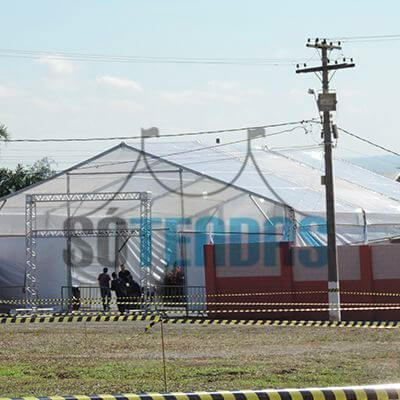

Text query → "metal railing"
[61,284,206,315]
[61,286,106,312]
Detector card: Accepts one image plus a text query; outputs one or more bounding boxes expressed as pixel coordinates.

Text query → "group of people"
[97,264,141,312]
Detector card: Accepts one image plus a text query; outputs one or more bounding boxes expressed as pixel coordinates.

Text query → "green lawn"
[0,322,399,397]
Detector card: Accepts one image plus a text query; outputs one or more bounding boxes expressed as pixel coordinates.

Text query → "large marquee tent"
[0,138,399,301]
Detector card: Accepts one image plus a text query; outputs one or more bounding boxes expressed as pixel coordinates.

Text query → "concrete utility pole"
[296,38,355,321]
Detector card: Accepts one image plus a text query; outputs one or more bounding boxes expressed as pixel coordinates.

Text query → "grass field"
[0,321,400,397]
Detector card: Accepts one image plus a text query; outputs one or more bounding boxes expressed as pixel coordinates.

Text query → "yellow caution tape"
[1,384,400,400]
[1,312,400,330]
[3,288,400,307]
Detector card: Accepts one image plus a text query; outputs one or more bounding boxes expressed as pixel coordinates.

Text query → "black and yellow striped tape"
[0,313,160,325]
[1,311,400,329]
[5,303,400,319]
[1,384,400,400]
[150,318,400,329]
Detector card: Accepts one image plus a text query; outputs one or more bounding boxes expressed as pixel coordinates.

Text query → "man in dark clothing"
[111,272,128,313]
[118,264,133,285]
[98,267,111,311]
[118,264,141,309]
[71,286,81,311]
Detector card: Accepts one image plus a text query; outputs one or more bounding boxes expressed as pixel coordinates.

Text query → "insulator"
[304,63,306,67]
[332,124,339,139]
[296,64,299,68]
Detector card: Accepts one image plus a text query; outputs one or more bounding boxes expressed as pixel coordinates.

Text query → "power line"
[268,144,322,151]
[337,126,400,157]
[0,48,312,66]
[149,126,307,158]
[75,125,309,171]
[0,119,317,143]
[337,145,400,169]
[309,34,400,43]
[35,127,307,173]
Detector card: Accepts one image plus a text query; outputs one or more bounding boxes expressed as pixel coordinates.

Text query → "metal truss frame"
[25,191,152,302]
[35,228,141,238]
[31,192,143,202]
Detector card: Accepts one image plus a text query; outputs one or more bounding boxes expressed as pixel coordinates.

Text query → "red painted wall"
[203,242,400,321]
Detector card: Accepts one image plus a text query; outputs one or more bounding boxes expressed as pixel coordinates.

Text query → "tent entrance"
[25,191,152,303]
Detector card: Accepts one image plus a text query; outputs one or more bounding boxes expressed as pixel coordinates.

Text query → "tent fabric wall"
[0,140,399,299]
[0,237,68,301]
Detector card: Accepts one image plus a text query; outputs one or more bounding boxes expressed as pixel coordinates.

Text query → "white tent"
[0,139,400,300]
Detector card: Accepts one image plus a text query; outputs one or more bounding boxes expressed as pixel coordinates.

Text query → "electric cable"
[0,48,311,66]
[309,34,400,43]
[0,119,318,143]
[337,126,400,158]
[74,124,310,171]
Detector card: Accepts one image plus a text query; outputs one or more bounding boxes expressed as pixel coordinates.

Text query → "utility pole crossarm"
[306,43,342,50]
[296,63,355,74]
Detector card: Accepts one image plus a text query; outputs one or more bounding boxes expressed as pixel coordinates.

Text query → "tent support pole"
[25,194,37,303]
[179,169,188,315]
[362,209,368,244]
[249,195,273,225]
[66,173,72,298]
[287,206,297,245]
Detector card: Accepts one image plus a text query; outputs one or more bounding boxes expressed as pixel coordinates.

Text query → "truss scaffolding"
[34,228,141,238]
[25,191,152,303]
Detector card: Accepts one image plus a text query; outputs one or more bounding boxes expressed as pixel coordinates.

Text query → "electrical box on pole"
[318,92,337,112]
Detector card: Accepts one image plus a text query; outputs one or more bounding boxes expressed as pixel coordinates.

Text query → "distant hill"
[348,155,400,180]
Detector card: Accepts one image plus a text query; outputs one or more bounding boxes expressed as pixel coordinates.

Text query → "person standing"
[111,272,128,313]
[118,264,133,286]
[98,267,111,312]
[118,264,140,309]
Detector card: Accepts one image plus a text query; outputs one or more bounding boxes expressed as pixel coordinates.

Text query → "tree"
[0,123,9,140]
[0,158,56,197]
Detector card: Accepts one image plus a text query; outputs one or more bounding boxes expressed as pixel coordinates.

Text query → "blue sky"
[0,1,400,170]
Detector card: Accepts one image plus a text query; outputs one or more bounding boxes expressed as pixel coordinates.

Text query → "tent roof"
[122,139,400,215]
[1,139,400,216]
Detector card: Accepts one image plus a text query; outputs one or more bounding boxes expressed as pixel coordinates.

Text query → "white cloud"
[37,56,75,75]
[160,89,240,105]
[105,99,144,111]
[96,76,142,92]
[160,80,263,105]
[207,80,240,91]
[31,97,65,112]
[0,85,20,98]
[207,80,263,96]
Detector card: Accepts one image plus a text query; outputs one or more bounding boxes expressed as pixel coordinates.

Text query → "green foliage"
[0,123,9,140]
[0,158,56,197]
[164,264,184,286]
